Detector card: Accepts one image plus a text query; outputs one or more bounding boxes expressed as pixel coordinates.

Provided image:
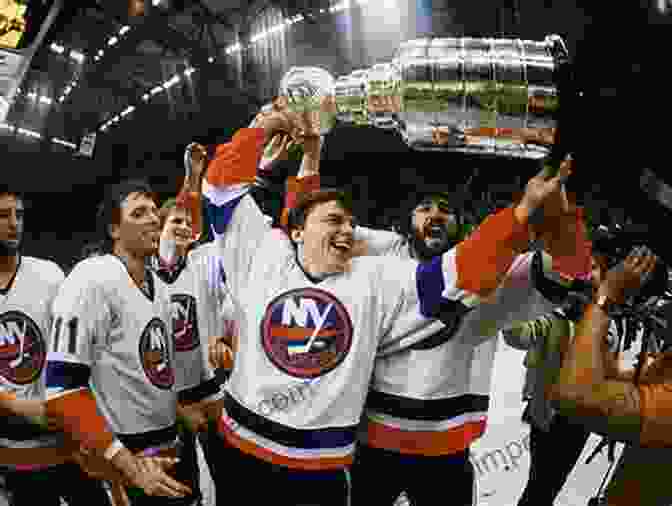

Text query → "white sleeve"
[353,226,404,256]
[369,257,447,356]
[46,264,110,397]
[202,184,273,302]
[49,267,109,366]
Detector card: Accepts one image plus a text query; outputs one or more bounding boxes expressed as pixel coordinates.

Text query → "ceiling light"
[98,49,104,56]
[150,85,163,96]
[70,50,85,64]
[108,36,119,46]
[208,56,214,63]
[163,75,180,89]
[121,105,135,116]
[152,0,161,5]
[50,43,65,54]
[52,138,76,149]
[17,127,42,139]
[39,96,52,105]
[119,25,131,35]
[27,92,37,100]
[142,93,150,101]
[184,67,196,76]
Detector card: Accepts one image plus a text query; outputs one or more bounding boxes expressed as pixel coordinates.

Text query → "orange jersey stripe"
[218,418,353,471]
[0,391,16,402]
[456,206,530,298]
[544,207,592,279]
[270,326,340,340]
[45,389,115,454]
[364,419,487,456]
[205,129,266,188]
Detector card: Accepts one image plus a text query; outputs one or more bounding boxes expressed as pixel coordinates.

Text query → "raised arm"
[549,248,672,446]
[377,164,574,355]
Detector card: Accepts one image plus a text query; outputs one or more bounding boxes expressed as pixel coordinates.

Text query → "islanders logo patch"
[261,288,353,379]
[139,318,174,390]
[0,311,46,385]
[170,293,200,353]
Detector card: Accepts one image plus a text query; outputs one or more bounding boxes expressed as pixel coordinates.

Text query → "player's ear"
[291,227,304,244]
[108,223,120,241]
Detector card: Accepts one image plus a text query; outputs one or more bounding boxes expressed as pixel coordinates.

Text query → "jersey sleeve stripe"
[454,206,530,297]
[204,128,266,188]
[538,206,592,280]
[45,361,91,392]
[45,389,115,453]
[203,192,247,236]
[416,207,530,316]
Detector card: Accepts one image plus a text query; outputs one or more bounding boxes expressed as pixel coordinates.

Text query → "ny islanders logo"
[0,311,46,385]
[138,318,174,389]
[170,294,200,352]
[261,288,353,379]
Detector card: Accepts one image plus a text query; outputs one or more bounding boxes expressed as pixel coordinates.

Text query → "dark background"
[4,0,672,269]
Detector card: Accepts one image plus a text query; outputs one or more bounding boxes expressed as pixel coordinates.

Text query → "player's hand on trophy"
[516,154,572,225]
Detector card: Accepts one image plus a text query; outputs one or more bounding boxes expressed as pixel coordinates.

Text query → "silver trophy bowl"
[393,34,569,158]
[278,66,337,136]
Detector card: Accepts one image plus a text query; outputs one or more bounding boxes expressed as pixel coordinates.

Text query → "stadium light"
[52,138,77,149]
[17,127,42,139]
[70,50,86,64]
[162,75,180,89]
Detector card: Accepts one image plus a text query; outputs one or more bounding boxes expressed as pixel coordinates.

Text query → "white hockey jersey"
[159,242,230,404]
[0,256,65,465]
[201,127,531,471]
[46,255,177,436]
[360,245,550,456]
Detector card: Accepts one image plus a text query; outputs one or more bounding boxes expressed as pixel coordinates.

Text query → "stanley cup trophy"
[392,34,569,159]
[272,34,568,160]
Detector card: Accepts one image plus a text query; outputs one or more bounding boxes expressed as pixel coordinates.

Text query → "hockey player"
[0,186,112,506]
[269,134,590,504]
[151,196,233,505]
[186,108,571,506]
[347,161,591,506]
[44,179,194,505]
